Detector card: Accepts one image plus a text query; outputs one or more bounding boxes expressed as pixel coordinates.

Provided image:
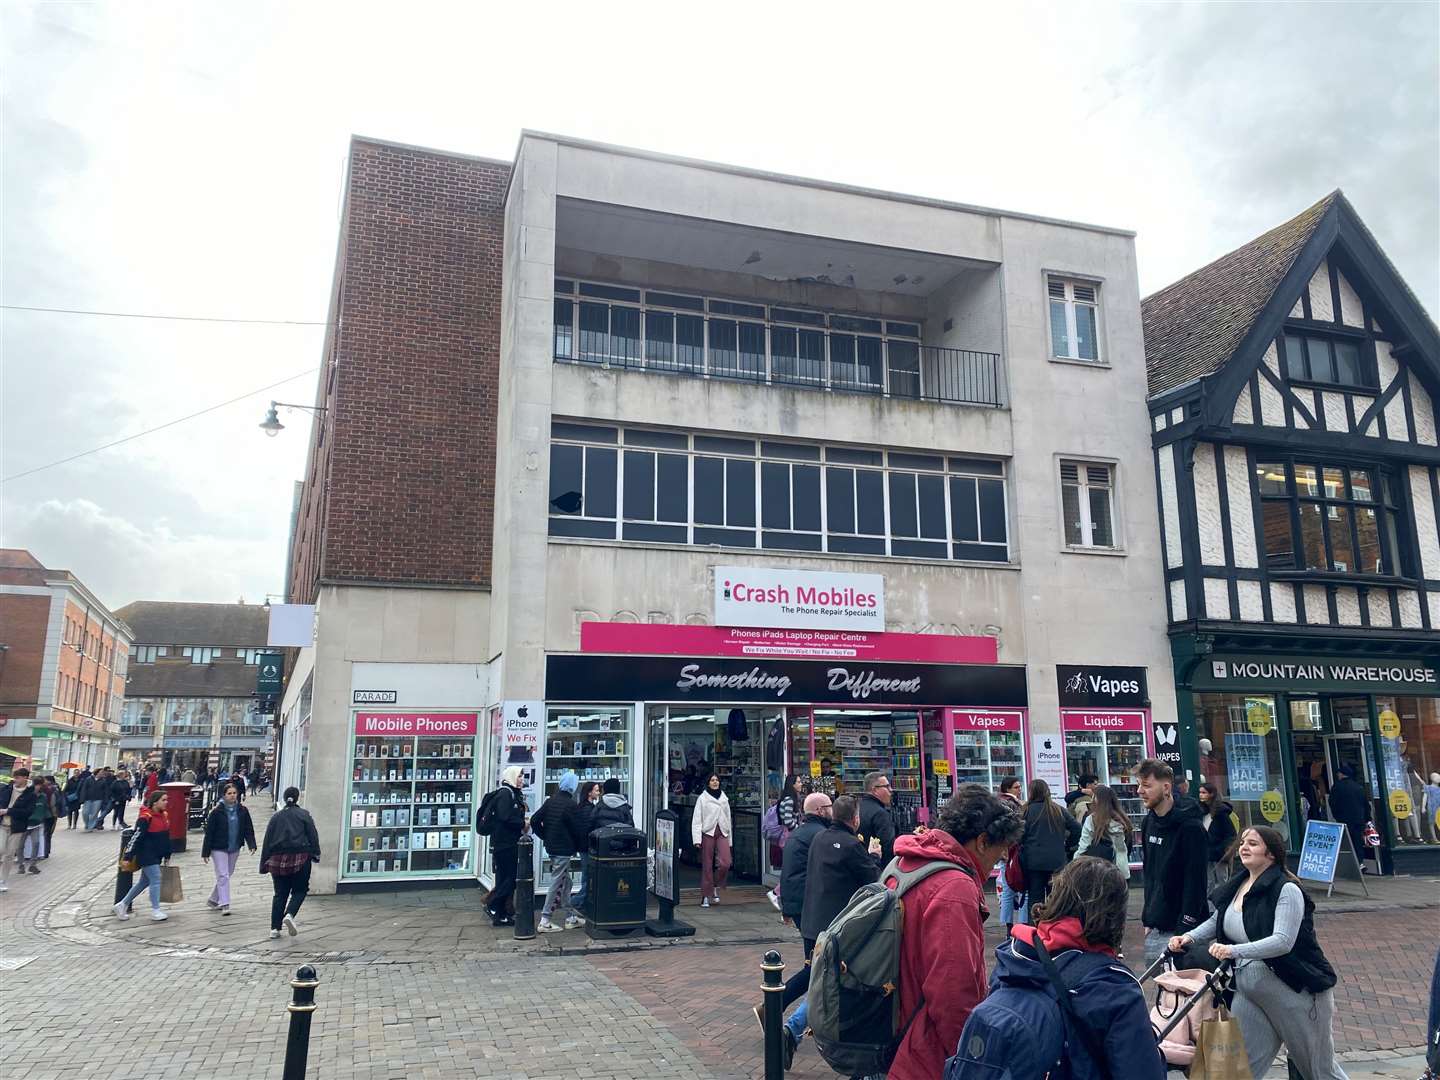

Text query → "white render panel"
[1323,392,1349,433]
[1259,373,1286,427]
[1194,442,1226,565]
[1289,297,1305,319]
[1336,271,1364,327]
[1237,580,1265,621]
[1270,583,1298,623]
[1385,385,1410,442]
[1308,260,1334,322]
[1158,446,1183,569]
[1411,373,1437,446]
[1411,466,1440,578]
[1224,445,1258,568]
[1169,579,1187,622]
[1430,591,1440,630]
[1335,587,1362,626]
[1397,590,1424,629]
[1377,340,1400,389]
[1170,406,1184,425]
[1264,344,1281,378]
[1204,577,1231,620]
[1154,413,1167,432]
[1367,590,1393,628]
[1232,379,1255,425]
[1363,414,1380,437]
[1351,395,1373,429]
[1304,584,1329,624]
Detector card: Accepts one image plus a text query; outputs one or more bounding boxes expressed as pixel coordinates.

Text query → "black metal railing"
[555,324,1002,407]
[222,724,269,738]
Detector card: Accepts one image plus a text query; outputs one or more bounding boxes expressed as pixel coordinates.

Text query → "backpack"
[1080,834,1116,863]
[1004,843,1026,892]
[474,788,504,837]
[761,803,784,842]
[944,939,1114,1080]
[808,857,971,1077]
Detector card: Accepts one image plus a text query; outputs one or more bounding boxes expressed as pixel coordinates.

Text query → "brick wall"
[0,593,50,716]
[288,138,511,601]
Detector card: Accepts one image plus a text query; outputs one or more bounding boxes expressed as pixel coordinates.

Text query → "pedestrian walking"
[113,790,173,921]
[755,790,831,1067]
[0,769,40,890]
[691,773,732,908]
[21,775,57,866]
[857,770,900,868]
[531,770,587,933]
[110,768,132,828]
[1019,778,1081,917]
[201,783,256,916]
[180,767,197,784]
[144,764,159,798]
[80,767,108,831]
[571,780,601,912]
[885,785,1025,1080]
[1328,763,1375,873]
[589,776,634,830]
[1138,759,1209,964]
[1171,826,1347,1079]
[259,786,321,938]
[38,775,63,858]
[482,766,526,927]
[230,771,247,803]
[1075,783,1134,878]
[1199,781,1238,888]
[1063,773,1099,821]
[63,771,83,829]
[995,777,1028,934]
[764,773,800,913]
[955,855,1165,1078]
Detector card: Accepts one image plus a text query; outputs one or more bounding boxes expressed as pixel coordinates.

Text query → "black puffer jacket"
[801,821,880,939]
[259,803,321,869]
[590,793,634,832]
[531,790,586,857]
[1203,800,1237,864]
[779,813,828,923]
[201,802,257,858]
[1020,801,1082,872]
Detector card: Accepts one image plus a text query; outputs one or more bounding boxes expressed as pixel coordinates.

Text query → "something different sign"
[1296,819,1346,883]
[713,566,884,632]
[545,654,1027,707]
[579,621,995,664]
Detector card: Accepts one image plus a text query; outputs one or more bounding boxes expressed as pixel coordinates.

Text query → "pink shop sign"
[1059,709,1149,733]
[580,622,997,665]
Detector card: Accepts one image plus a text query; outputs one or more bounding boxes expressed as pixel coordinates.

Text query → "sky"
[2,1,1437,612]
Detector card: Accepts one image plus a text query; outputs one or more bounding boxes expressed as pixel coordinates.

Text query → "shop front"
[543,632,1027,887]
[1174,634,1440,873]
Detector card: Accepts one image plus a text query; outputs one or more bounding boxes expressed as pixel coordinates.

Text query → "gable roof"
[1142,192,1340,398]
[113,601,269,647]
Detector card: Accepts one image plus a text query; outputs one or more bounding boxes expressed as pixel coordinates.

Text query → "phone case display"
[544,708,632,799]
[345,735,476,878]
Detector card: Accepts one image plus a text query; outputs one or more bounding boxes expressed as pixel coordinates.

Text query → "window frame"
[1058,458,1122,552]
[547,423,1012,564]
[1253,456,1409,578]
[1046,275,1103,364]
[1278,329,1376,392]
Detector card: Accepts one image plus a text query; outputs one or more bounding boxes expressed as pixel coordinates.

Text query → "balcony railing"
[164,724,212,738]
[120,724,154,736]
[222,723,269,738]
[554,315,1002,407]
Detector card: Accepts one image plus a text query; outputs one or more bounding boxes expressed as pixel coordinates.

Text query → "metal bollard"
[761,949,786,1080]
[513,833,536,940]
[113,827,136,912]
[282,964,320,1080]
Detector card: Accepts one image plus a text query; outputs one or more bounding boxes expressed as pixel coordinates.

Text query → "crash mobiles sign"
[713,565,884,632]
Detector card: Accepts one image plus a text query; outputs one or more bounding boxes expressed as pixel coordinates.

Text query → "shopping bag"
[1189,1005,1250,1080]
[160,864,184,903]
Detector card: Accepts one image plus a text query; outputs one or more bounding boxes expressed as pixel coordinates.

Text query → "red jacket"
[144,772,159,796]
[885,828,990,1080]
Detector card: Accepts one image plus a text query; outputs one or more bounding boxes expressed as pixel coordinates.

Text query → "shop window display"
[1375,696,1440,845]
[344,735,476,878]
[1193,693,1290,840]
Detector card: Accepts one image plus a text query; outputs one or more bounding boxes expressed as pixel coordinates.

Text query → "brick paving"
[1,811,1434,1078]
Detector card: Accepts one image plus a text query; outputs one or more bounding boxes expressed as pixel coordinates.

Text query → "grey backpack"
[808,857,972,1077]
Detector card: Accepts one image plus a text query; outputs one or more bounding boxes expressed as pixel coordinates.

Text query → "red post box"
[160,782,194,851]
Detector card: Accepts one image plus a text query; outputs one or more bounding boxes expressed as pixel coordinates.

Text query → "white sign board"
[267,604,316,647]
[713,565,884,631]
[499,700,543,813]
[1030,731,1066,794]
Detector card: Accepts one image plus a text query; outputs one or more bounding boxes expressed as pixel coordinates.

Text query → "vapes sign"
[1056,665,1149,708]
[714,565,884,631]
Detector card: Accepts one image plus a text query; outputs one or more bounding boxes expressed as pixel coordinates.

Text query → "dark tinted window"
[950,476,978,540]
[762,462,791,529]
[623,451,654,520]
[657,454,688,522]
[918,475,946,539]
[694,457,724,524]
[889,473,918,536]
[584,448,617,519]
[856,471,885,535]
[793,465,822,532]
[727,459,756,527]
[549,444,583,515]
[978,480,1007,544]
[827,468,855,533]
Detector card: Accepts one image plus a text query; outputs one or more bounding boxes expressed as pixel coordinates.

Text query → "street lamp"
[259,400,327,438]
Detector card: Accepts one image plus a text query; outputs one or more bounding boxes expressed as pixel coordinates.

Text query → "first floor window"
[1255,458,1407,575]
[1048,277,1101,362]
[1061,460,1117,548]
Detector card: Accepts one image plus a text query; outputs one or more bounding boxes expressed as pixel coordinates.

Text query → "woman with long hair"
[767,773,800,912]
[1171,826,1346,1079]
[1198,781,1238,888]
[1075,784,1134,878]
[1018,778,1080,918]
[572,780,601,913]
[995,777,1028,934]
[260,786,321,939]
[113,789,172,921]
[201,783,257,915]
[691,773,732,908]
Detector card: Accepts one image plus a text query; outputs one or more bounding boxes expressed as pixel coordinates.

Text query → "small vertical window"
[1048,278,1101,362]
[1060,461,1118,548]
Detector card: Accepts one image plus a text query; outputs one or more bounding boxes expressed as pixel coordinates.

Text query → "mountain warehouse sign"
[1200,656,1438,694]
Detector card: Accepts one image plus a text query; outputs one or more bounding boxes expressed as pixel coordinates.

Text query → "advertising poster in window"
[500,701,543,813]
[1226,733,1267,799]
[653,815,675,903]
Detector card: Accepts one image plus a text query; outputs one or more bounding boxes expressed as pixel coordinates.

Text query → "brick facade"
[288,138,510,602]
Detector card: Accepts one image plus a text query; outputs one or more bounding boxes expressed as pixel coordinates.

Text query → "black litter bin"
[585,825,647,934]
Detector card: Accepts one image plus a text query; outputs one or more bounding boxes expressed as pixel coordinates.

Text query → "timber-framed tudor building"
[1144,192,1440,873]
